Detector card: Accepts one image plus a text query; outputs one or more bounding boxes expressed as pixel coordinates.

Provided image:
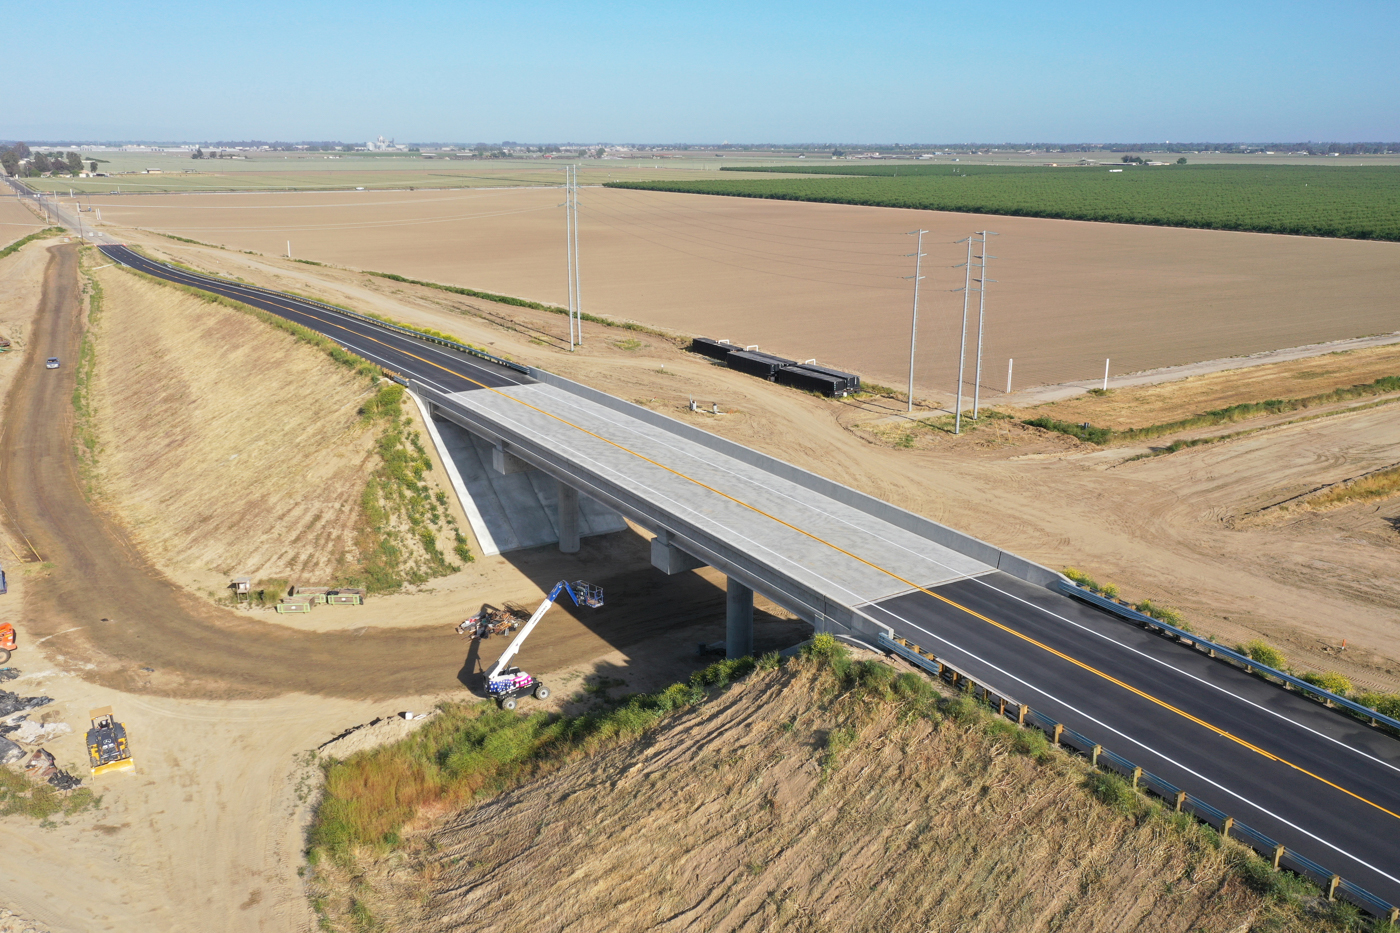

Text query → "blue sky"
[8,0,1397,143]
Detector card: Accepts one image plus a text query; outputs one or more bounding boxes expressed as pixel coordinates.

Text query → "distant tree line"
[0,142,93,177]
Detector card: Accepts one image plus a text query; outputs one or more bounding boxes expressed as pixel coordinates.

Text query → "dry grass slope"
[86,259,463,591]
[310,654,1354,933]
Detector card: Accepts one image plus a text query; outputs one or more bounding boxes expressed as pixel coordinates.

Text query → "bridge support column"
[491,444,533,475]
[557,482,579,553]
[726,577,754,659]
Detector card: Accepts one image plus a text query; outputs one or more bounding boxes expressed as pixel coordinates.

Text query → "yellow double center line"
[147,258,1400,825]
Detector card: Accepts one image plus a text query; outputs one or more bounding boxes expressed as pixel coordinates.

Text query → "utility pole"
[564,165,576,350]
[972,230,998,419]
[1006,358,1014,393]
[953,237,973,434]
[903,229,927,413]
[572,164,583,346]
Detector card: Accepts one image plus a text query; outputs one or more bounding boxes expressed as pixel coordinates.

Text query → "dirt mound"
[325,661,1309,933]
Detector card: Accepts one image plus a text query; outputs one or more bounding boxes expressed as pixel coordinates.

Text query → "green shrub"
[853,660,896,695]
[892,671,932,699]
[1084,770,1143,816]
[1354,691,1400,719]
[940,695,984,726]
[819,725,857,778]
[1238,639,1288,671]
[1133,599,1191,632]
[802,633,843,662]
[1023,416,1113,444]
[1229,849,1319,904]
[1013,726,1051,760]
[1062,567,1100,592]
[1301,671,1353,695]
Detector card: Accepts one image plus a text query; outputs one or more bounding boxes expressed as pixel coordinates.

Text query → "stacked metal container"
[688,337,861,397]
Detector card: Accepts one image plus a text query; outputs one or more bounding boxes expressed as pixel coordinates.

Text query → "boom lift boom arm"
[488,580,603,681]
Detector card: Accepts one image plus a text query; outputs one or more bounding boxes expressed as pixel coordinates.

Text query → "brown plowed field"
[0,193,45,248]
[91,186,1400,396]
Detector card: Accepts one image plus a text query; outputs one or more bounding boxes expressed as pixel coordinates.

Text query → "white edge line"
[873,604,1400,890]
[409,389,499,558]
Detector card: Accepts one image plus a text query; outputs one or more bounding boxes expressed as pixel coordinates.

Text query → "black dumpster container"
[776,366,846,396]
[726,350,791,380]
[690,337,735,361]
[793,362,861,394]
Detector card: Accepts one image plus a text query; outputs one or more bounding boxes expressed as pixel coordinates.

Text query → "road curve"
[0,244,729,701]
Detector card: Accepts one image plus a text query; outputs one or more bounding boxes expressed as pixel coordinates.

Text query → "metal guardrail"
[126,255,532,376]
[877,630,1400,921]
[1057,579,1400,734]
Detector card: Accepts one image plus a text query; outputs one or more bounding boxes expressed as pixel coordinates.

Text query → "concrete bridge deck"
[434,380,994,609]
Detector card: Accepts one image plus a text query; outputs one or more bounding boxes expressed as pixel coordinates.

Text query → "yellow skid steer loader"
[86,707,135,776]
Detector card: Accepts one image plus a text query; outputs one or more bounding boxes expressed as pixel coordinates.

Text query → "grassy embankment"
[1063,567,1400,721]
[0,226,64,258]
[109,262,469,592]
[303,637,1379,932]
[1019,374,1400,455]
[610,163,1400,240]
[72,259,103,489]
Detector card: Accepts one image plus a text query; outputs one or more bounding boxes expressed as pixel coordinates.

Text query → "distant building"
[365,135,408,151]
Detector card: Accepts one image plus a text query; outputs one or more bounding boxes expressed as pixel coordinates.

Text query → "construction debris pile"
[456,605,523,639]
[22,747,81,791]
[0,671,81,789]
[0,687,53,718]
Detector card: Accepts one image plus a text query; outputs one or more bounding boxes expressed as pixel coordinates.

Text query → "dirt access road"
[0,245,753,702]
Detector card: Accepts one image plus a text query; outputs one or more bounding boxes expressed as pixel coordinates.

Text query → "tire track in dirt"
[0,245,692,700]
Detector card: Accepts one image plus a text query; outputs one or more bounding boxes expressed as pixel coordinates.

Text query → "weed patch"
[0,226,64,259]
[1307,464,1400,509]
[0,766,100,821]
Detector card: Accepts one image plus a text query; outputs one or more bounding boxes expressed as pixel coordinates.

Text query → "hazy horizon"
[5,0,1396,143]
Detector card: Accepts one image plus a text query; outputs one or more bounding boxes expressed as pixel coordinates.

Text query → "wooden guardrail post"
[998,696,1006,716]
[1272,845,1284,870]
[1389,906,1399,924]
[1052,724,1063,746]
[1221,817,1233,839]
[1091,745,1101,768]
[1327,875,1340,901]
[1175,791,1186,812]
[1018,705,1028,725]
[1131,766,1142,789]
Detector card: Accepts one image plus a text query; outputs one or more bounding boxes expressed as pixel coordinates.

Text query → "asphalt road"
[97,236,1400,909]
[98,243,528,394]
[868,574,1400,906]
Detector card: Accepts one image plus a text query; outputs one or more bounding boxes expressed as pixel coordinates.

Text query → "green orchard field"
[605,164,1400,240]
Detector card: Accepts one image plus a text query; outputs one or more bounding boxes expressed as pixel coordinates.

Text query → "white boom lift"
[487,580,603,709]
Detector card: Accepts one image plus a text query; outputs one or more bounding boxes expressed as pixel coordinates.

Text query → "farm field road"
[0,244,714,701]
[90,186,1400,397]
